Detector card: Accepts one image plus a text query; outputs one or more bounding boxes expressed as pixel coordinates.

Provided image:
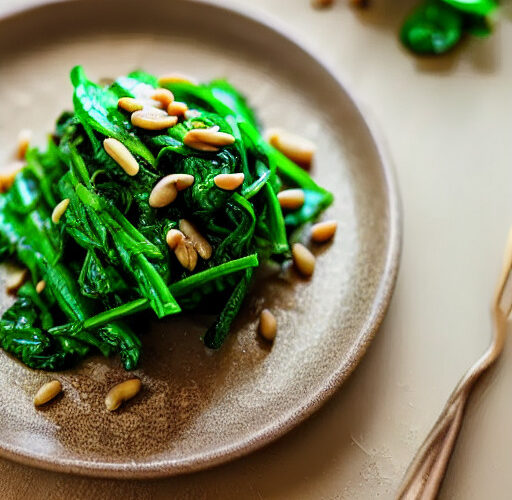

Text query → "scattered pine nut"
[167,101,188,116]
[117,97,144,113]
[166,229,185,250]
[6,266,28,295]
[267,128,315,168]
[105,379,141,411]
[311,220,337,243]
[36,280,46,294]
[34,380,62,407]
[0,162,23,193]
[151,88,174,107]
[184,140,219,152]
[103,138,140,176]
[158,73,198,86]
[175,239,198,271]
[131,109,178,130]
[51,198,70,224]
[149,174,194,208]
[259,309,277,342]
[277,189,305,210]
[292,243,316,276]
[179,219,212,259]
[184,128,235,147]
[214,173,244,190]
[16,129,32,160]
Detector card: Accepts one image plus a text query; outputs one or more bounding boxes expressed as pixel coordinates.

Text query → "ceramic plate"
[0,0,401,478]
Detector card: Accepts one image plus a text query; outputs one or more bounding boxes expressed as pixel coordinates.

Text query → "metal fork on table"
[398,227,512,500]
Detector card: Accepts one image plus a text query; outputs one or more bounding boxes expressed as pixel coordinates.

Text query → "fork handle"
[397,391,468,500]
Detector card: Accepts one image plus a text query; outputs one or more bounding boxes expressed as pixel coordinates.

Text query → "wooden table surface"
[0,0,511,498]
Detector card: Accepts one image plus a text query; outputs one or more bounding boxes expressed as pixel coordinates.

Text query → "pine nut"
[166,229,185,250]
[259,309,277,342]
[311,220,337,243]
[131,109,178,130]
[184,128,235,147]
[36,280,46,294]
[34,380,62,407]
[0,162,23,193]
[149,174,194,208]
[214,173,244,190]
[117,97,144,113]
[277,189,305,210]
[179,219,212,259]
[51,198,70,224]
[103,138,140,176]
[158,73,198,86]
[6,266,28,295]
[105,378,141,411]
[151,88,174,107]
[167,101,188,116]
[267,128,316,168]
[184,140,219,152]
[131,82,165,109]
[175,240,197,271]
[16,129,32,160]
[292,243,315,276]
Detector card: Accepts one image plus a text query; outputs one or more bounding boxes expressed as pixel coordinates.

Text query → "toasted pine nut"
[167,101,188,116]
[131,109,178,130]
[151,88,174,107]
[149,174,194,208]
[179,219,212,259]
[105,378,141,411]
[166,229,185,250]
[267,128,316,168]
[259,309,277,342]
[214,173,244,190]
[34,380,62,407]
[292,243,315,277]
[36,280,46,294]
[16,129,32,160]
[184,128,235,147]
[103,138,140,176]
[6,266,28,295]
[184,140,219,152]
[51,199,70,224]
[277,189,305,210]
[175,240,197,271]
[0,162,23,193]
[311,220,337,243]
[117,97,144,113]
[158,73,198,86]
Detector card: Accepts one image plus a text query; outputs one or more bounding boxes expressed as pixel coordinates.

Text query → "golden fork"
[398,227,512,500]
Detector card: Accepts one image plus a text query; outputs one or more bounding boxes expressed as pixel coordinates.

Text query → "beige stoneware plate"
[0,0,401,478]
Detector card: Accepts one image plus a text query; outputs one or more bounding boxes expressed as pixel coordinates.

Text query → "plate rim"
[0,0,402,478]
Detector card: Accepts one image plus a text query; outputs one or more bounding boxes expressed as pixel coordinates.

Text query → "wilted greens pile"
[0,66,333,371]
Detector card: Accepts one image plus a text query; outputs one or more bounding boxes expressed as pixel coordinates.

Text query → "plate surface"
[0,0,401,478]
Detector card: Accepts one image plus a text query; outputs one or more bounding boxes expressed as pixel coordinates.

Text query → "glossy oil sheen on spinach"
[0,67,333,371]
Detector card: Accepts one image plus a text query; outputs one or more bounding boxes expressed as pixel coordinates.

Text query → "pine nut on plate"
[266,128,316,168]
[151,88,174,107]
[103,138,140,176]
[184,128,235,147]
[167,101,188,116]
[117,97,144,113]
[277,189,305,210]
[35,280,46,294]
[131,109,178,130]
[179,219,212,259]
[149,174,194,208]
[105,379,142,411]
[214,173,244,190]
[166,229,185,250]
[16,129,32,160]
[51,198,70,224]
[311,220,337,243]
[158,73,198,86]
[292,243,316,276]
[34,380,62,407]
[259,309,277,342]
[0,162,23,193]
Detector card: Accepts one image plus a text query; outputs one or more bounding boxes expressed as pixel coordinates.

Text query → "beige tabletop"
[0,0,511,498]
